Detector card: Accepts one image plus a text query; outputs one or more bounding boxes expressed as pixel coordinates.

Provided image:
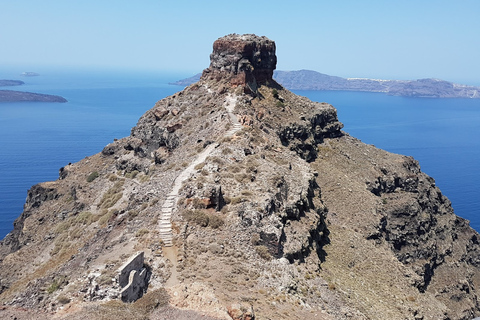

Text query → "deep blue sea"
[0,69,479,238]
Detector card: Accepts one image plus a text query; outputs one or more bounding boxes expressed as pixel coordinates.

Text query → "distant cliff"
[171,69,480,98]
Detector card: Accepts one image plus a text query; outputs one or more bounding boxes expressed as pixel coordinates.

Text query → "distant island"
[171,69,480,99]
[20,72,40,77]
[0,90,67,103]
[0,80,24,86]
[0,78,67,102]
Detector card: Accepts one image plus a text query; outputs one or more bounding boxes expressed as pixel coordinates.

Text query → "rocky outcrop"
[201,34,277,93]
[227,303,255,320]
[279,108,343,162]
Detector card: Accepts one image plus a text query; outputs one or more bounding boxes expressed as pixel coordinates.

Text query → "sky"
[1,0,480,84]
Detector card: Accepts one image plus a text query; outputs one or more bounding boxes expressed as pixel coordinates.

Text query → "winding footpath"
[159,94,241,285]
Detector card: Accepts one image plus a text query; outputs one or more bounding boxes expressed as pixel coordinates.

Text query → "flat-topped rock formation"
[201,33,277,93]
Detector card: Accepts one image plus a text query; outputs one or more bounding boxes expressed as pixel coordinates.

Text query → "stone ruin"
[118,251,148,302]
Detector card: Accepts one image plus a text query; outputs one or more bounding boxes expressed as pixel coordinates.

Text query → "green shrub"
[87,171,99,182]
[46,276,67,294]
[272,89,279,99]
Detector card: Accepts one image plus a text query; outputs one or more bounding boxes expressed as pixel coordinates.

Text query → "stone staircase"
[158,193,176,247]
[225,122,242,137]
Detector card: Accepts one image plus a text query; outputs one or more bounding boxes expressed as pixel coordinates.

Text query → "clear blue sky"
[2,0,480,84]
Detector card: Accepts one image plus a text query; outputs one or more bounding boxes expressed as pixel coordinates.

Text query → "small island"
[20,72,40,77]
[0,80,25,86]
[0,90,67,103]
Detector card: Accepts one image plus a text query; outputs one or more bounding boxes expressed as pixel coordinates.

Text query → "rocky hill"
[172,70,480,99]
[1,34,480,320]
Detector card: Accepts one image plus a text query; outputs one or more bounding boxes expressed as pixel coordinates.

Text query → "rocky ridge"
[1,33,480,320]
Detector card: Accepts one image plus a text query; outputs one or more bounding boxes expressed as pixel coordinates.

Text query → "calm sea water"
[0,70,479,238]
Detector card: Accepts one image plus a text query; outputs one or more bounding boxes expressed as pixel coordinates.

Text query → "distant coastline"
[0,77,67,102]
[170,70,480,99]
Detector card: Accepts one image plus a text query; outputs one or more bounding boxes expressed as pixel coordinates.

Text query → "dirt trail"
[159,94,240,286]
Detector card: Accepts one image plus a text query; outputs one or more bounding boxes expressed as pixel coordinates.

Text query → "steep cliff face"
[1,34,480,320]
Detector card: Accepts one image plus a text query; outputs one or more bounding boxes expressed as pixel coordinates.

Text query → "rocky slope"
[1,33,480,320]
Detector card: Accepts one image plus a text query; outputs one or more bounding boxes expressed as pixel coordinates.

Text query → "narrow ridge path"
[159,93,241,286]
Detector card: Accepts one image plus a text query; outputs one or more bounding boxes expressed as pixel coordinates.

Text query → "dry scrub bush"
[98,180,124,209]
[181,210,224,229]
[255,245,272,260]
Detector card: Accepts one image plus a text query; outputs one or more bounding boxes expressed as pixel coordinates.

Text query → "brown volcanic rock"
[201,34,277,92]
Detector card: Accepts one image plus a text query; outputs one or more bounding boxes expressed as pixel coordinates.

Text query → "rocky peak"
[201,34,277,92]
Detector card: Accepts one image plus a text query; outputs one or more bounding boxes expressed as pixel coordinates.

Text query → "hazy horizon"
[2,1,480,85]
